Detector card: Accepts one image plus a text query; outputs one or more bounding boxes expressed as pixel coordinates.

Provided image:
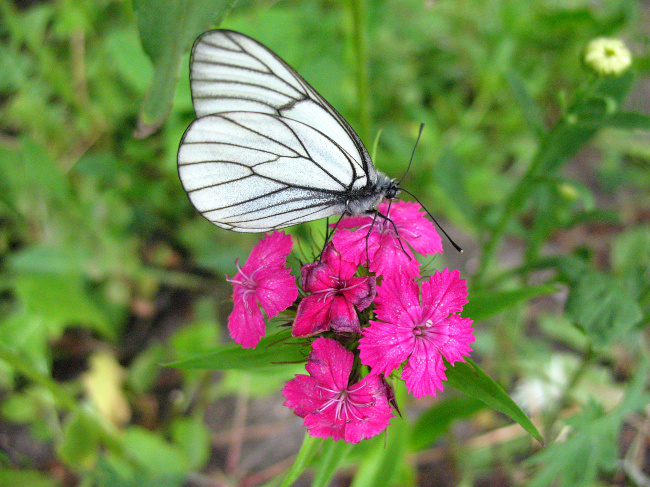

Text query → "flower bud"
[584,37,632,76]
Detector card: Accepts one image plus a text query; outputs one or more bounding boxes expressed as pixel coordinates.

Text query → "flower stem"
[345,0,371,143]
[543,346,595,440]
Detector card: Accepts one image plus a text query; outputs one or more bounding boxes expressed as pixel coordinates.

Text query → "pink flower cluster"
[226,201,475,443]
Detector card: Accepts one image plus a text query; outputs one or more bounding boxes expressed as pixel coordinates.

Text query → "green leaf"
[606,111,650,130]
[611,226,650,275]
[434,150,478,228]
[0,389,38,423]
[350,414,410,487]
[0,310,51,375]
[133,0,233,136]
[410,395,485,451]
[536,71,634,173]
[123,426,189,475]
[9,245,88,275]
[526,360,650,487]
[463,284,557,321]
[565,270,642,346]
[0,469,59,487]
[57,410,101,468]
[312,440,352,487]
[104,27,154,94]
[170,415,211,471]
[167,330,307,371]
[13,274,113,340]
[506,68,546,136]
[279,435,322,487]
[445,360,543,444]
[532,254,590,282]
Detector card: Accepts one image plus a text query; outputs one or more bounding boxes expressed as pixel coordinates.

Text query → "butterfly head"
[375,172,400,201]
[384,180,400,200]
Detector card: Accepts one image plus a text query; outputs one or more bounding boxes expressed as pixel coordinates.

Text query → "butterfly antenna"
[397,122,425,186]
[401,188,463,253]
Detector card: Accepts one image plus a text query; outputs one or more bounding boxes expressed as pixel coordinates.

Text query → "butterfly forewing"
[178,29,384,232]
[189,30,374,177]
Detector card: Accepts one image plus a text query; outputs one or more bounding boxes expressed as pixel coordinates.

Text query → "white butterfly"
[177,29,398,233]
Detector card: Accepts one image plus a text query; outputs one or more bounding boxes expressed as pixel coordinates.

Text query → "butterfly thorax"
[344,172,399,216]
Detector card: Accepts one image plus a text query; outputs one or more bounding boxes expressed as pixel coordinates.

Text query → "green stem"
[473,157,539,287]
[346,0,371,142]
[543,346,595,440]
[474,76,607,288]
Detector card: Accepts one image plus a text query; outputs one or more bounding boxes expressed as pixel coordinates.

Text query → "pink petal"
[282,339,394,444]
[332,202,440,277]
[331,224,374,267]
[401,338,447,398]
[292,295,334,337]
[255,268,298,318]
[302,408,347,441]
[421,268,468,319]
[281,374,323,418]
[373,274,422,326]
[301,260,335,293]
[342,276,376,310]
[243,231,293,272]
[227,297,266,349]
[328,295,361,333]
[370,233,420,277]
[299,373,393,443]
[305,337,353,391]
[431,315,475,364]
[341,375,393,443]
[321,243,359,280]
[358,320,414,374]
[381,201,443,256]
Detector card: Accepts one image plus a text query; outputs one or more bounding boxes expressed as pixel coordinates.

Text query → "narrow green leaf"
[445,360,543,443]
[133,0,233,136]
[410,395,485,451]
[506,68,546,136]
[278,434,322,487]
[536,121,600,173]
[606,111,650,130]
[0,469,59,487]
[463,284,556,321]
[312,440,352,487]
[434,150,478,228]
[350,415,410,487]
[168,330,307,371]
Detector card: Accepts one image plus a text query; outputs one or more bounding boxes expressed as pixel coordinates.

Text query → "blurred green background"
[1,0,649,486]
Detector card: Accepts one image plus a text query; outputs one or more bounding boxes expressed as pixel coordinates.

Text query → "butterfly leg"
[319,214,348,261]
[372,204,411,260]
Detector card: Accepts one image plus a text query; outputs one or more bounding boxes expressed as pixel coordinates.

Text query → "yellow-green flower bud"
[584,38,632,76]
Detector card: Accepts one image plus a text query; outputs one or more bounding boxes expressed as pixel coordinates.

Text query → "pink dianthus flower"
[332,201,442,278]
[292,244,376,337]
[359,268,474,398]
[282,337,393,443]
[226,231,298,348]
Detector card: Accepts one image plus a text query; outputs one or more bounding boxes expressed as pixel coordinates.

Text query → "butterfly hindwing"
[178,111,364,231]
[178,29,386,232]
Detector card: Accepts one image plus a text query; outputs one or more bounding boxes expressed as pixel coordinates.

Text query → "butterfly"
[177,29,400,233]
